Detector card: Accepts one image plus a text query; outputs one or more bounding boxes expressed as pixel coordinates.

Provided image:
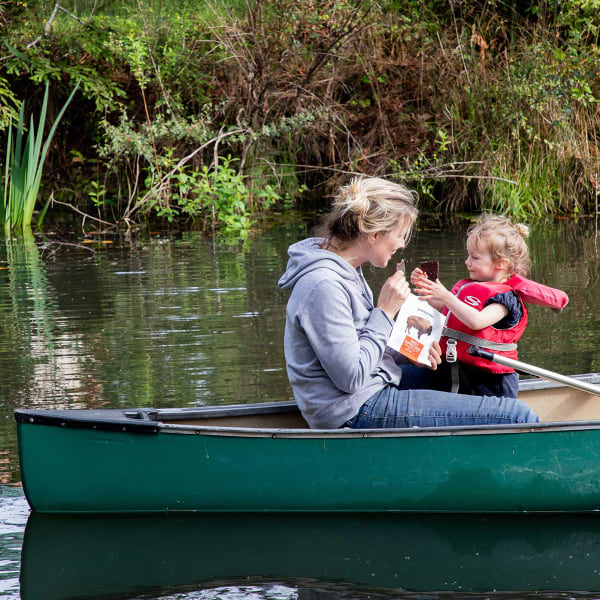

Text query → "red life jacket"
[441,275,569,373]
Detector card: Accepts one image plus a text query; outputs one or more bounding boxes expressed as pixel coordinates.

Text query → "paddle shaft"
[468,346,600,397]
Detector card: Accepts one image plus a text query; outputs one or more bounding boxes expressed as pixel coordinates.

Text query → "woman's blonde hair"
[467,214,531,276]
[317,176,418,248]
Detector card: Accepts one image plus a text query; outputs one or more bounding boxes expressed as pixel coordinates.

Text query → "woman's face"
[368,221,411,269]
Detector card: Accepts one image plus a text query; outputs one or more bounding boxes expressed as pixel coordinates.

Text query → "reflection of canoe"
[20,511,600,599]
[14,374,600,513]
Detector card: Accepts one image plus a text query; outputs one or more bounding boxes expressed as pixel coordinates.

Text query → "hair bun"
[515,223,530,238]
[317,176,418,248]
[334,178,370,217]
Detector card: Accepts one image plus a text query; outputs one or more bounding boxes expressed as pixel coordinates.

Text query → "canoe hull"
[15,412,600,513]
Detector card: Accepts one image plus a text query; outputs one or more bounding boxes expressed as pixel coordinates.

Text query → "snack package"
[420,261,438,281]
[387,293,444,366]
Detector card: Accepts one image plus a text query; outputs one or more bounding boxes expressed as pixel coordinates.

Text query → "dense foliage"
[1,0,599,233]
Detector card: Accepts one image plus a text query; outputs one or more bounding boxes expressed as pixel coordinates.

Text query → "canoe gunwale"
[15,407,600,438]
[14,409,160,434]
[149,401,299,420]
[518,372,600,390]
[14,372,600,439]
[158,420,600,438]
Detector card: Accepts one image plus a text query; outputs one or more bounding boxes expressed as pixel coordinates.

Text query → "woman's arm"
[298,278,398,394]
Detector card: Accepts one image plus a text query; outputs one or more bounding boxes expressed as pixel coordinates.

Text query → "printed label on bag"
[399,336,424,362]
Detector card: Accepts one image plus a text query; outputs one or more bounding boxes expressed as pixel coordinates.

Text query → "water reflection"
[0,231,62,485]
[3,216,600,598]
[20,510,600,599]
[0,486,29,599]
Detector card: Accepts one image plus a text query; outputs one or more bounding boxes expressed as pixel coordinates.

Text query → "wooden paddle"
[467,345,600,397]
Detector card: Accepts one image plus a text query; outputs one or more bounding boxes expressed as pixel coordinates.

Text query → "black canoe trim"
[14,409,160,434]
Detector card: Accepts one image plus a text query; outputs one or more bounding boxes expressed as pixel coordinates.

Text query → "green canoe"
[14,373,600,514]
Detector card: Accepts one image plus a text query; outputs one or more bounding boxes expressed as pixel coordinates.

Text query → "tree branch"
[124,128,247,223]
[25,2,90,50]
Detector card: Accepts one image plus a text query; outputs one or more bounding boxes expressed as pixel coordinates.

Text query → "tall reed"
[2,81,80,234]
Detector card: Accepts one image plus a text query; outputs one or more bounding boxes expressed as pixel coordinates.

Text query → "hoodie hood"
[278,237,361,290]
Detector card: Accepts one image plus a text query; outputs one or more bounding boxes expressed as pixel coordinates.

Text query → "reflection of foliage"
[7,229,55,351]
[517,220,600,375]
[0,228,58,482]
[89,228,294,408]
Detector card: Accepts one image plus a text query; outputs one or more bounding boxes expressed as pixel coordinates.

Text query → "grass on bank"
[2,81,80,234]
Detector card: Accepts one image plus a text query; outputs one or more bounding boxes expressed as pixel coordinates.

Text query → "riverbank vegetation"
[1,0,599,234]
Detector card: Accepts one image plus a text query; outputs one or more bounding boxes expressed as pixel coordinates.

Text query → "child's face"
[465,238,507,282]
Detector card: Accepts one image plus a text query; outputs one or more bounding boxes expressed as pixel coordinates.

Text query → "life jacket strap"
[450,362,460,393]
[442,327,518,352]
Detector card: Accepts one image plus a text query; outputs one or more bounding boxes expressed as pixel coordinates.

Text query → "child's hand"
[410,267,425,287]
[413,276,450,312]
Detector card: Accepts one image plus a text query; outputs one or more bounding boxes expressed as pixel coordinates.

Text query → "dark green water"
[2,214,600,599]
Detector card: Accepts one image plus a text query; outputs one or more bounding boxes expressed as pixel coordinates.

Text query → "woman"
[277,176,539,429]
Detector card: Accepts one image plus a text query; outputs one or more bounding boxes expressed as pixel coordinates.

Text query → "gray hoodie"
[278,238,404,428]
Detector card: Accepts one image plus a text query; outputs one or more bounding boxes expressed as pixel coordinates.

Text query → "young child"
[411,214,568,398]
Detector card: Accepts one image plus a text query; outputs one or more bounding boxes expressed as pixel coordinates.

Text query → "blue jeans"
[398,361,520,398]
[344,385,539,429]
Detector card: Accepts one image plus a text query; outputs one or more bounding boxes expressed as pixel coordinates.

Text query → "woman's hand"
[377,269,411,319]
[427,340,442,370]
[405,340,442,370]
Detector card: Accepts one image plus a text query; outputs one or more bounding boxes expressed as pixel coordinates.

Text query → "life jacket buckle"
[446,338,457,363]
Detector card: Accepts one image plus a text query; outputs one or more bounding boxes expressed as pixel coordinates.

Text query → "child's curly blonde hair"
[467,214,531,276]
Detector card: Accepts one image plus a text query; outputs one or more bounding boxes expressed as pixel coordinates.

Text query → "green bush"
[1,0,599,232]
